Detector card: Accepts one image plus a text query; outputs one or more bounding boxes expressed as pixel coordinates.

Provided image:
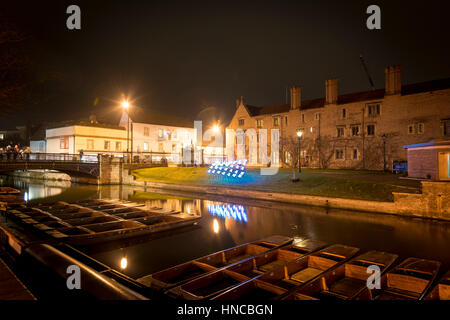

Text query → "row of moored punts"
[136,235,449,300]
[6,199,201,245]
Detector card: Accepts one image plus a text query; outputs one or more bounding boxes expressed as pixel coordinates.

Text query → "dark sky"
[2,0,450,128]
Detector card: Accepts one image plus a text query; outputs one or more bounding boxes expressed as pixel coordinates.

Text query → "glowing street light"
[297,130,303,173]
[212,124,220,133]
[122,100,132,162]
[121,100,130,109]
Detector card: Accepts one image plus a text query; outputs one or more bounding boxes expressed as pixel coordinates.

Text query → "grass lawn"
[131,167,421,202]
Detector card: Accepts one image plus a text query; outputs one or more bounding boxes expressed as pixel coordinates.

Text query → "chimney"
[385,65,401,95]
[325,78,338,104]
[290,86,301,109]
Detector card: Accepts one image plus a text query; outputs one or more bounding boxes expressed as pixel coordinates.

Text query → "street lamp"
[297,130,303,173]
[122,100,131,163]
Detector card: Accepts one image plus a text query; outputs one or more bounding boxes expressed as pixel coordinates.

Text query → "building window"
[367,124,375,136]
[87,139,94,150]
[115,142,121,151]
[336,149,344,160]
[158,143,163,152]
[301,114,305,123]
[60,137,69,149]
[315,113,320,120]
[172,130,177,140]
[0,133,4,140]
[172,144,177,152]
[353,149,358,160]
[443,120,450,136]
[310,127,313,133]
[104,141,110,150]
[144,127,149,136]
[367,103,381,117]
[273,117,279,126]
[418,123,424,134]
[143,142,149,151]
[238,119,245,126]
[351,125,360,136]
[408,125,414,135]
[256,119,263,128]
[285,116,288,125]
[342,108,347,119]
[158,129,164,139]
[337,127,345,138]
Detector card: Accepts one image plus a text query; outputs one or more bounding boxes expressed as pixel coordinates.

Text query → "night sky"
[1,0,450,128]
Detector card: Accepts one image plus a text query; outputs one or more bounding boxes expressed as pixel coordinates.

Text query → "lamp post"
[382,134,387,172]
[122,100,130,163]
[297,130,303,173]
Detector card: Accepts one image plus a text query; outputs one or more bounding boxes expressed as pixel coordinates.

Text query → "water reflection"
[206,201,248,223]
[212,219,220,234]
[120,257,128,270]
[0,175,69,201]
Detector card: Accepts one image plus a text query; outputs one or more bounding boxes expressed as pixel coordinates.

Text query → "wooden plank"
[0,258,35,300]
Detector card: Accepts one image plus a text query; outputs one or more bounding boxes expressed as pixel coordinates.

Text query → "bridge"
[0,153,167,184]
[0,153,101,179]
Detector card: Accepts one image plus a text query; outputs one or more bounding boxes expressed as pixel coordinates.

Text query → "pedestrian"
[24,146,31,161]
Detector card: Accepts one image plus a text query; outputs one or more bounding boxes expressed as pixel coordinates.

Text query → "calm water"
[1,175,450,279]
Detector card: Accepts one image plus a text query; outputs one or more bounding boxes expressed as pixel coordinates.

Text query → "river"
[1,175,450,279]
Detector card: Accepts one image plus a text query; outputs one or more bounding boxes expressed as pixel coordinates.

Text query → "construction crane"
[360,54,375,90]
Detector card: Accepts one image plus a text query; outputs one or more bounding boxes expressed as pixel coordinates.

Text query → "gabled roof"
[242,77,450,116]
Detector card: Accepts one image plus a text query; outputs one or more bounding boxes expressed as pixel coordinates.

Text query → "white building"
[119,109,196,163]
[46,122,127,158]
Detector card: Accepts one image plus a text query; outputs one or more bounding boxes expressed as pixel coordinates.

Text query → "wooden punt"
[212,244,359,300]
[167,239,328,300]
[354,257,441,300]
[424,270,450,300]
[136,235,293,292]
[281,250,398,300]
[0,187,20,195]
[6,200,201,245]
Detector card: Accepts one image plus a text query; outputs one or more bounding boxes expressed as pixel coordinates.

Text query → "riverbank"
[132,167,421,202]
[129,167,449,221]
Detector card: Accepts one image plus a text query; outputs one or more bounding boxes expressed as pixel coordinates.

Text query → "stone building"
[226,65,450,170]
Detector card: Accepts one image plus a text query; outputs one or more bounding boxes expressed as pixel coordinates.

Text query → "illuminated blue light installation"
[207,159,248,179]
[207,203,248,223]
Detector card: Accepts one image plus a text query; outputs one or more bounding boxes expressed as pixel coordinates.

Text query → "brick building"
[226,65,450,170]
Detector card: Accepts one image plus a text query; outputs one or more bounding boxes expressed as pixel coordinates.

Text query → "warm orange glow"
[121,100,130,109]
[297,131,303,137]
[213,124,220,133]
[213,219,219,233]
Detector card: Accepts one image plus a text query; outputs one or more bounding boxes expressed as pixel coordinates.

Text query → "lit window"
[310,127,313,133]
[418,123,424,134]
[60,137,69,149]
[115,142,121,151]
[104,141,110,150]
[158,143,163,152]
[238,119,245,126]
[257,119,263,128]
[337,127,345,137]
[143,142,149,151]
[315,113,320,120]
[158,129,164,138]
[351,126,360,136]
[0,133,4,140]
[336,150,344,160]
[144,127,149,136]
[273,117,279,126]
[367,124,375,136]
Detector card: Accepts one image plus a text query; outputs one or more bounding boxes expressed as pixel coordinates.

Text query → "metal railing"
[0,153,98,163]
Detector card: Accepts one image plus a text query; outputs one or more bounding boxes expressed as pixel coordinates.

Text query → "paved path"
[0,258,35,300]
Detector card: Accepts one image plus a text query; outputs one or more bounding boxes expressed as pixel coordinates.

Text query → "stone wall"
[407,148,438,180]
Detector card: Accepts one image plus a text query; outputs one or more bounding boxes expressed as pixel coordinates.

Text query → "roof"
[243,77,450,116]
[125,106,194,128]
[47,120,125,131]
[404,139,450,149]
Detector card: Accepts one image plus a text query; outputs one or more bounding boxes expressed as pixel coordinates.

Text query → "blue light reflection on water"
[207,202,248,223]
